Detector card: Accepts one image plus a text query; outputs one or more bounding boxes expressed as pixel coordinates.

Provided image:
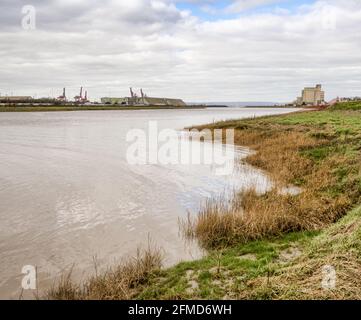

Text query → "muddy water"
[0,108,298,299]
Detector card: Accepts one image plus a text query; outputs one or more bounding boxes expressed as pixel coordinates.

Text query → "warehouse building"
[100,97,130,105]
[142,97,186,107]
[101,96,186,107]
[101,88,187,107]
[0,96,33,103]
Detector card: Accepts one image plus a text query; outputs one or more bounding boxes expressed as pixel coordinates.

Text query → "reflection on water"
[0,108,298,299]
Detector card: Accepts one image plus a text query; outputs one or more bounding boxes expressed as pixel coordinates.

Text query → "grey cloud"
[1,1,361,101]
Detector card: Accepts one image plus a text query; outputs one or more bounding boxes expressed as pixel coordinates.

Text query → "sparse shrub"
[45,244,162,300]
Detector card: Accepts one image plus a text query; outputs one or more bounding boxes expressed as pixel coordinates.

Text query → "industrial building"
[0,96,33,103]
[101,88,187,107]
[100,97,132,105]
[295,84,325,106]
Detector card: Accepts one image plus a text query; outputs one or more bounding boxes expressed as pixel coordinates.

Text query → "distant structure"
[101,88,186,107]
[74,87,89,104]
[57,88,67,102]
[0,96,33,103]
[295,84,325,106]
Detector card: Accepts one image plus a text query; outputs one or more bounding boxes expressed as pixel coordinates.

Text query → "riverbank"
[0,105,206,112]
[47,102,361,300]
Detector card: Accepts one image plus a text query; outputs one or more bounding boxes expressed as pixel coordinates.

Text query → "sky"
[0,0,361,102]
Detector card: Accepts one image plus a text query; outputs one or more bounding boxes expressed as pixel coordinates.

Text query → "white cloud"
[0,0,361,102]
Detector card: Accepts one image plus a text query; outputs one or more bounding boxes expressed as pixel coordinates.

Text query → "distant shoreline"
[243,105,291,108]
[0,105,207,113]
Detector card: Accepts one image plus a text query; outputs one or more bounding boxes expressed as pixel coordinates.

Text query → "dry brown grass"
[183,125,356,249]
[234,129,318,183]
[181,198,245,249]
[237,207,361,300]
[184,188,351,249]
[237,253,361,300]
[46,244,162,300]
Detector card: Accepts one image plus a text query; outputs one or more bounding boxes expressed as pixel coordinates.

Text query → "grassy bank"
[0,105,205,112]
[47,102,361,300]
[137,206,361,300]
[186,106,361,249]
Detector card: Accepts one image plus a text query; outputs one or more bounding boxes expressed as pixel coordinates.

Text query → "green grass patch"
[137,231,318,300]
[329,101,361,111]
[301,145,333,162]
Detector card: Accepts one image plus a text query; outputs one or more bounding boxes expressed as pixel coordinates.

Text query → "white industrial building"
[295,84,325,106]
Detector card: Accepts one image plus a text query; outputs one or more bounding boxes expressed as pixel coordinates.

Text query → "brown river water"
[0,107,298,299]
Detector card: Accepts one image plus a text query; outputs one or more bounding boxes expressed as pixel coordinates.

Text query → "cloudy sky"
[1,0,361,102]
